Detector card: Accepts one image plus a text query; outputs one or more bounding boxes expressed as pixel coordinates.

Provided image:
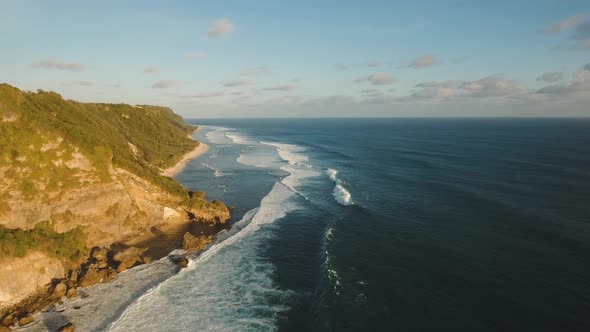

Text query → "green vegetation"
[0,221,87,263]
[0,83,198,198]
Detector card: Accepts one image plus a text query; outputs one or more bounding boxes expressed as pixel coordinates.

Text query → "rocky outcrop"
[113,247,147,273]
[183,232,212,252]
[0,245,150,328]
[168,254,189,268]
[58,322,75,332]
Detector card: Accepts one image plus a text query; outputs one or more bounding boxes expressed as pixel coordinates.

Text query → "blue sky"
[1,0,589,117]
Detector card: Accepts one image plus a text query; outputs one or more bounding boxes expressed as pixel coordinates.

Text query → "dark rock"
[182,232,211,252]
[18,316,33,326]
[168,254,189,268]
[2,315,14,326]
[52,282,67,299]
[68,269,78,282]
[142,256,153,264]
[90,247,108,261]
[58,322,75,332]
[1,315,13,327]
[66,288,78,298]
[178,257,189,268]
[79,268,109,287]
[113,247,146,272]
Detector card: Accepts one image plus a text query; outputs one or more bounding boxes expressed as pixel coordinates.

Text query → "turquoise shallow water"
[108,119,590,331]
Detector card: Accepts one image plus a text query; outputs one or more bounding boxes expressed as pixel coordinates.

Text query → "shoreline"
[162,142,209,177]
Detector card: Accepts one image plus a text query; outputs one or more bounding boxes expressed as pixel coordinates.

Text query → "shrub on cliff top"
[0,83,198,198]
[0,221,87,262]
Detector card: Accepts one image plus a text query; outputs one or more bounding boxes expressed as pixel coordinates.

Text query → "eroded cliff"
[0,84,229,310]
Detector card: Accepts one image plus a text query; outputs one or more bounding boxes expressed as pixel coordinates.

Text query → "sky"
[1,0,590,118]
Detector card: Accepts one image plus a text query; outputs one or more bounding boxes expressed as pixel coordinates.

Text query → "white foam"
[205,127,231,144]
[236,152,279,169]
[226,132,257,145]
[68,134,323,331]
[326,168,338,182]
[333,183,352,206]
[201,162,229,177]
[261,142,308,165]
[325,168,353,206]
[261,142,321,190]
[105,138,314,331]
[106,182,298,332]
[323,227,342,295]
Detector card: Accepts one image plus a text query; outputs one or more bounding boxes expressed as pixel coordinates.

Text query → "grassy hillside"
[0,83,198,198]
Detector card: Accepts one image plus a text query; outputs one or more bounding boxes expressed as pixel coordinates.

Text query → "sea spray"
[325,168,353,206]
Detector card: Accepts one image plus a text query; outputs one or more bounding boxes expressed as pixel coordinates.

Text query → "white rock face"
[0,251,64,306]
[164,207,181,221]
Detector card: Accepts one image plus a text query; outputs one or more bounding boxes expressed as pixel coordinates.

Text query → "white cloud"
[144,66,160,74]
[31,60,85,71]
[407,55,439,69]
[208,18,235,38]
[152,80,177,89]
[537,63,590,96]
[409,75,526,100]
[538,13,589,34]
[536,72,564,83]
[356,73,395,85]
[541,16,590,51]
[222,79,253,87]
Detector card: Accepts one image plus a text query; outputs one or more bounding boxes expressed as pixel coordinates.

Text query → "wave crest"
[325,168,353,206]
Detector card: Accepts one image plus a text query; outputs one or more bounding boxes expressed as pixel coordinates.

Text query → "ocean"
[106,118,590,331]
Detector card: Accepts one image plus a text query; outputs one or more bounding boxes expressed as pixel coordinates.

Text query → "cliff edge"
[0,84,229,309]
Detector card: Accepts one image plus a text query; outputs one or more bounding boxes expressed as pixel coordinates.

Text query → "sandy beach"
[162,142,209,177]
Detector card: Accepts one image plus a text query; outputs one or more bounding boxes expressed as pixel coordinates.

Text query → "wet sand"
[161,142,209,177]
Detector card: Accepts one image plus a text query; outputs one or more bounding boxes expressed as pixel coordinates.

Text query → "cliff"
[0,84,229,309]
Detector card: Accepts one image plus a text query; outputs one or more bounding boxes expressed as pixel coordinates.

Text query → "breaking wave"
[325,168,353,206]
[106,139,320,331]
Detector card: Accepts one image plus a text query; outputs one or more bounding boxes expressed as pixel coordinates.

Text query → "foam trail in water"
[325,168,353,206]
[323,227,342,295]
[262,142,321,190]
[107,182,298,332]
[106,138,321,331]
[226,132,257,145]
[204,127,231,144]
[201,161,229,177]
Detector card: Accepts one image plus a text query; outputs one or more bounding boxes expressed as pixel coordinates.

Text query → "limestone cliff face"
[0,141,229,247]
[0,251,63,308]
[0,84,230,309]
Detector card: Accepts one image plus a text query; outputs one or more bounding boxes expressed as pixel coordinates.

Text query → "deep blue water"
[109,118,590,331]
